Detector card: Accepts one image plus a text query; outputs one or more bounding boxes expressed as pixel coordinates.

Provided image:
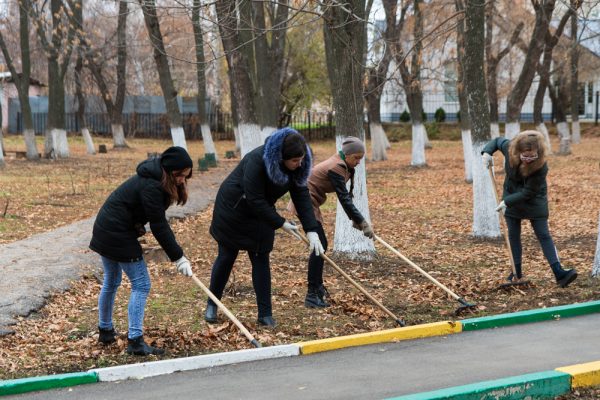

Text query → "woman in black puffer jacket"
[205,128,323,327]
[90,146,194,356]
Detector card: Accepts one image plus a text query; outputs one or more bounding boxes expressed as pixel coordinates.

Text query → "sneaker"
[257,316,277,328]
[126,335,165,356]
[557,269,577,288]
[98,327,116,344]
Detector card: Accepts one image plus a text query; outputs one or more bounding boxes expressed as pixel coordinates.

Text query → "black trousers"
[307,222,329,289]
[208,243,272,318]
[504,216,560,272]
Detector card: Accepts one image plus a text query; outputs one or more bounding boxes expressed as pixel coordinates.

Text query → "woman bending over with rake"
[482,131,577,288]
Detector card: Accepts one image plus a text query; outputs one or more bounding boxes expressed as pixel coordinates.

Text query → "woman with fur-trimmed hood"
[205,128,323,327]
[482,130,577,288]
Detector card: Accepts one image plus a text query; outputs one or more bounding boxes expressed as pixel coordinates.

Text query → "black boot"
[98,327,116,344]
[126,335,165,356]
[551,262,578,288]
[506,264,523,282]
[257,316,276,328]
[204,302,218,324]
[305,286,330,308]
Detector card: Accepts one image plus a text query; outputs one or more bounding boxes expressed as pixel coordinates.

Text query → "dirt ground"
[0,132,599,385]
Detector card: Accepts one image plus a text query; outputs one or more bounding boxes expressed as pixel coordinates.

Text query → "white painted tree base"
[411,123,426,167]
[23,128,39,160]
[239,123,263,158]
[201,124,217,158]
[535,123,552,154]
[234,126,240,152]
[490,123,500,139]
[261,126,277,143]
[0,135,4,167]
[571,121,581,144]
[461,129,473,183]
[557,122,571,155]
[51,128,70,158]
[471,142,501,238]
[170,126,188,150]
[370,122,388,161]
[593,212,600,277]
[504,122,520,140]
[82,128,96,155]
[111,124,127,148]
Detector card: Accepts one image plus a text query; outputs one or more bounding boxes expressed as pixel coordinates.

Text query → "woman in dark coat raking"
[90,146,194,356]
[482,130,577,287]
[205,128,323,327]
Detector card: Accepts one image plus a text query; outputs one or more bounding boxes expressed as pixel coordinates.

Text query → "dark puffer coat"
[90,157,183,262]
[210,129,319,253]
[482,137,549,220]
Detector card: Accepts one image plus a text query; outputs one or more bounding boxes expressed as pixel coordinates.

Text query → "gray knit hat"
[341,136,366,155]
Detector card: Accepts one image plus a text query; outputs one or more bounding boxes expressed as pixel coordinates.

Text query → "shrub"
[399,110,410,122]
[425,122,440,139]
[456,110,461,122]
[434,108,446,122]
[422,111,427,122]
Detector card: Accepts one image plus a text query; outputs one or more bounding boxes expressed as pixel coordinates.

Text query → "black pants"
[208,243,272,318]
[504,216,560,271]
[307,222,329,289]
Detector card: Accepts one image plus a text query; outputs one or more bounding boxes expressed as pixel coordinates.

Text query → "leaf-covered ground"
[1,132,599,385]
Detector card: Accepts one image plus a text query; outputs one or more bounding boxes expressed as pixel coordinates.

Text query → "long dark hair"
[161,168,191,205]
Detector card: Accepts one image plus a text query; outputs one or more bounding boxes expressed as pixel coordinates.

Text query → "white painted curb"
[90,344,301,382]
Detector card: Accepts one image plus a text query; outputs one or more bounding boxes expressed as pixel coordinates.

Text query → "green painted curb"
[0,372,98,396]
[386,370,571,400]
[461,300,600,331]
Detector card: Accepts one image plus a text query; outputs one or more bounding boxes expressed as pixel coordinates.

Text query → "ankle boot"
[257,316,276,328]
[204,302,218,324]
[98,327,116,344]
[551,263,578,288]
[126,335,165,356]
[317,284,330,299]
[305,287,330,308]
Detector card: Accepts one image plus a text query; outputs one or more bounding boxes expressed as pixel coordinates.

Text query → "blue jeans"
[98,256,151,339]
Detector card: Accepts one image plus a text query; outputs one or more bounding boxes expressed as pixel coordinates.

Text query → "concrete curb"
[0,372,97,397]
[557,361,600,388]
[90,344,300,382]
[385,370,572,400]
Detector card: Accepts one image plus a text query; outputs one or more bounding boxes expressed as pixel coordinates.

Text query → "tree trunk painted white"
[461,129,473,183]
[51,128,69,158]
[0,132,4,168]
[383,129,391,149]
[111,124,127,148]
[234,126,240,152]
[535,123,552,154]
[471,142,501,238]
[239,123,263,158]
[81,128,96,155]
[593,212,600,277]
[423,127,432,149]
[260,126,277,143]
[333,140,375,259]
[170,126,188,150]
[201,124,217,158]
[23,128,39,160]
[557,121,571,155]
[370,122,388,161]
[411,123,427,166]
[571,120,581,144]
[490,123,500,139]
[504,121,520,140]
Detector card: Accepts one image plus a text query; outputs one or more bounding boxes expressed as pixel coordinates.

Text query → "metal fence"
[16,110,337,141]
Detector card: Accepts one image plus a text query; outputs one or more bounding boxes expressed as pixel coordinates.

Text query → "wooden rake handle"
[292,230,405,326]
[374,235,461,301]
[191,274,261,348]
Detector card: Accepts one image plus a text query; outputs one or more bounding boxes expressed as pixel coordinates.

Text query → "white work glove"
[175,256,193,277]
[482,153,493,169]
[495,200,507,214]
[281,221,301,239]
[307,231,325,256]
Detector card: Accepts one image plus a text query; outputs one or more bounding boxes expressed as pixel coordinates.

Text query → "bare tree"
[485,1,523,137]
[570,0,581,144]
[138,0,187,149]
[192,0,217,158]
[0,0,39,160]
[504,0,556,139]
[455,0,473,183]
[323,0,375,257]
[74,48,95,155]
[462,0,500,239]
[593,212,600,277]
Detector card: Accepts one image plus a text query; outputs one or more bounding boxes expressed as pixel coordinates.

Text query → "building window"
[578,83,585,115]
[588,82,593,103]
[444,62,458,102]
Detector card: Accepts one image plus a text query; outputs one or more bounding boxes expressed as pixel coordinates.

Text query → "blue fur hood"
[262,127,312,187]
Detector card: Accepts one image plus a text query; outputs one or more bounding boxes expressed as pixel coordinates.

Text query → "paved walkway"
[0,166,232,335]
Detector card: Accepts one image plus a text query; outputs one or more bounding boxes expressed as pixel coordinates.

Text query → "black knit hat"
[160,146,193,172]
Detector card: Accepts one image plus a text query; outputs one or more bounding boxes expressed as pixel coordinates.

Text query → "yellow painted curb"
[298,321,462,355]
[556,361,600,388]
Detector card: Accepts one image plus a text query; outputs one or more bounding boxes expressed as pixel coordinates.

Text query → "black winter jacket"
[210,129,319,253]
[90,157,183,262]
[482,137,549,220]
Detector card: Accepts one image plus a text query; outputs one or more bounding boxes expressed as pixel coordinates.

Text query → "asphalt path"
[7,313,600,400]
